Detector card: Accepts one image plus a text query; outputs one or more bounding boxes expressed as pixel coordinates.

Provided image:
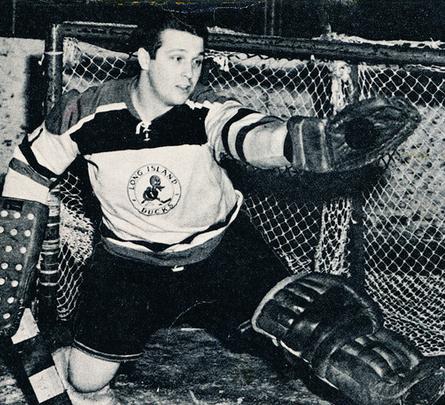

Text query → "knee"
[68,348,120,393]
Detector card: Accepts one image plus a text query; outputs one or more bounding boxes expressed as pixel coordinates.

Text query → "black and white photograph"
[0,1,444,404]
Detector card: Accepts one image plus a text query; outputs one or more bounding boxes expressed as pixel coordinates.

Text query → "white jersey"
[3,78,291,262]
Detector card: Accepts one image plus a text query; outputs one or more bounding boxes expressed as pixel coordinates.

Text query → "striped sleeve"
[205,100,291,169]
[2,89,89,204]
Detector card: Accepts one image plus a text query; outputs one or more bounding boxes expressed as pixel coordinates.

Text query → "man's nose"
[182,62,193,79]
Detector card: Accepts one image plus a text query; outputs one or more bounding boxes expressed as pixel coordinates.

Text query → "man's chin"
[170,95,191,105]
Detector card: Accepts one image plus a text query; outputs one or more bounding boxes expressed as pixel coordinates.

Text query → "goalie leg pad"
[252,272,445,405]
[252,272,383,362]
[322,329,445,405]
[0,196,48,336]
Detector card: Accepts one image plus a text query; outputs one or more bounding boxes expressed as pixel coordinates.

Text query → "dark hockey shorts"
[73,213,289,362]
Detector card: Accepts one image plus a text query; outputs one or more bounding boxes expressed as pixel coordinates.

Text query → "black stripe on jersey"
[101,203,238,252]
[9,158,53,187]
[100,224,171,252]
[221,108,257,158]
[235,116,279,162]
[72,104,208,155]
[18,136,57,181]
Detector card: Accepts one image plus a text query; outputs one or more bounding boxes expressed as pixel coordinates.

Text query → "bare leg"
[68,348,120,392]
[53,346,121,404]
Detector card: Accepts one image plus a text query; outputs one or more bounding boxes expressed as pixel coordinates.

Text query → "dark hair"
[128,10,208,59]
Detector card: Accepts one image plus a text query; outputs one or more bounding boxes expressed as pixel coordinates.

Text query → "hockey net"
[40,22,444,356]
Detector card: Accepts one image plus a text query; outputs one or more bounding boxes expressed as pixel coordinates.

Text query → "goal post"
[38,21,445,357]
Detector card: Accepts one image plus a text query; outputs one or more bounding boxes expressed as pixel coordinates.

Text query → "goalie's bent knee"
[68,348,120,393]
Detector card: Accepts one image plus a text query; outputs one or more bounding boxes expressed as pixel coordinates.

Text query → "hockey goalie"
[1,10,444,405]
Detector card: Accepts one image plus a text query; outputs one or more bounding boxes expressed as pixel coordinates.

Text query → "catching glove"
[288,97,421,173]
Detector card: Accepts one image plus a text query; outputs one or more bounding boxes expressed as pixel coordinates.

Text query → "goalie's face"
[138,29,204,107]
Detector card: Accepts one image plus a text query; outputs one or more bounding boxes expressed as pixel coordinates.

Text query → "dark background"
[1,0,444,41]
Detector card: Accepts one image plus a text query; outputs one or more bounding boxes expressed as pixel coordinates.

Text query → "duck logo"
[127,164,181,216]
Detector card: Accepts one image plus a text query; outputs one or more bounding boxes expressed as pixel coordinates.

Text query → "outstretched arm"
[202,94,420,173]
[203,98,290,169]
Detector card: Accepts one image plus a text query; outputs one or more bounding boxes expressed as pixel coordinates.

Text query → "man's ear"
[137,48,150,71]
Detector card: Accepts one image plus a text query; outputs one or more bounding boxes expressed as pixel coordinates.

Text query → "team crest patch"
[127,164,181,216]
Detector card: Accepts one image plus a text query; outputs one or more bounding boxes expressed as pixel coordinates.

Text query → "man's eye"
[194,59,203,67]
[171,56,183,62]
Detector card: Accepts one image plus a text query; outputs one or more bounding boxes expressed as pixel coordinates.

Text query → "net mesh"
[357,63,445,355]
[50,33,444,356]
